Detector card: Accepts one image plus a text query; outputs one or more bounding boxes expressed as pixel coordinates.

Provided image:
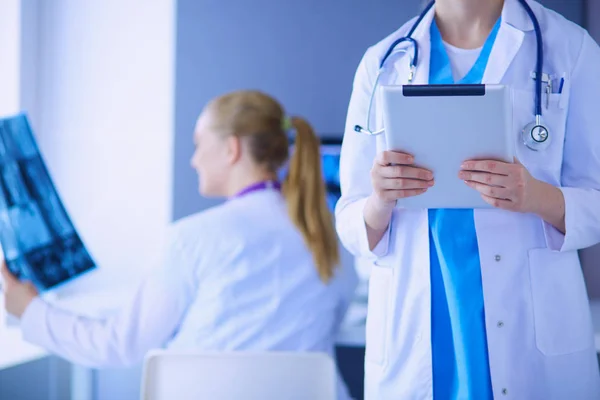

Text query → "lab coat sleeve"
[335,48,393,259]
[19,228,197,368]
[543,32,600,252]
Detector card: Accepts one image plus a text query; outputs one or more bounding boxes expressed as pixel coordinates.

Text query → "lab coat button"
[502,388,508,395]
[495,255,501,262]
[497,321,504,328]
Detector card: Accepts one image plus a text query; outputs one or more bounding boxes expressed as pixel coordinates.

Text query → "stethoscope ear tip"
[354,125,364,133]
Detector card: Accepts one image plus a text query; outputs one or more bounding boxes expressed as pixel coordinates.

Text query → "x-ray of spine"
[0,114,96,290]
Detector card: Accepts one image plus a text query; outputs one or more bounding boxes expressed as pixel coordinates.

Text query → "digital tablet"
[380,84,514,209]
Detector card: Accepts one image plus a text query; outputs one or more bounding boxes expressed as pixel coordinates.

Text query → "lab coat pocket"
[365,264,394,366]
[528,248,594,356]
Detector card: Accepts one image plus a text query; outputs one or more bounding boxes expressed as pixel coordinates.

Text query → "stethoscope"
[355,0,550,151]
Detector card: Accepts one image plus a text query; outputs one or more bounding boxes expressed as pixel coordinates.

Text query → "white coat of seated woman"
[2,90,356,400]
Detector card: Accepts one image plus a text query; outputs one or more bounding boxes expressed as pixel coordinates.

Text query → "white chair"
[140,351,338,400]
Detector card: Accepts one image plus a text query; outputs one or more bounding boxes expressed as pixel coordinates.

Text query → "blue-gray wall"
[172,0,585,220]
[173,0,423,219]
[544,0,584,23]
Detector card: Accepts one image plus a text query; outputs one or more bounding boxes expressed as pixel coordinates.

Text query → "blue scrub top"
[428,18,501,400]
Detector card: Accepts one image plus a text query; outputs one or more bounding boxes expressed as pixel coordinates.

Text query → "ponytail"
[283,117,340,283]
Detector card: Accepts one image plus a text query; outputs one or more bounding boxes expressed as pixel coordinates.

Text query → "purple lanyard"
[231,180,281,199]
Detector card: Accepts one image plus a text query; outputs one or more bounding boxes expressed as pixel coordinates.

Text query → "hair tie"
[282,117,293,132]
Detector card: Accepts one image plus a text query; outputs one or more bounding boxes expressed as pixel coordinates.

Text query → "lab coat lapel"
[481,23,524,84]
[482,0,533,84]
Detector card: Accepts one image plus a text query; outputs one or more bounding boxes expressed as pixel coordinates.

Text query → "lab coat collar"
[482,1,528,84]
[502,0,535,32]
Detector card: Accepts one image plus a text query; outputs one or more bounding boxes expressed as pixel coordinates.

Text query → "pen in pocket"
[558,77,565,94]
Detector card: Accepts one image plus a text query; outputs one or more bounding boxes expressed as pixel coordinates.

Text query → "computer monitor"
[319,138,342,212]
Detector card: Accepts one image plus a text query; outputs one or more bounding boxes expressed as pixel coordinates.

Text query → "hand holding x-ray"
[1,261,38,318]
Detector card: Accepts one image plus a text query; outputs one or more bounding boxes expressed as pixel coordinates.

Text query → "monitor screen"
[320,143,341,212]
[0,114,96,291]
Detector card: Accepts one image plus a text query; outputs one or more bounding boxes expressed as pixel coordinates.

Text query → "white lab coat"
[335,0,600,398]
[20,189,356,399]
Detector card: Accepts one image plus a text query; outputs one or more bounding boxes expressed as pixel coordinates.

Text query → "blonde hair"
[203,90,340,282]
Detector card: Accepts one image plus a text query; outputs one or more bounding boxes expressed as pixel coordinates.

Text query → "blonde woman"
[3,90,355,399]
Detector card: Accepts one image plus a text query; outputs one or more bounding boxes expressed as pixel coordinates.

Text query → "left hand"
[459,158,542,213]
[1,261,38,318]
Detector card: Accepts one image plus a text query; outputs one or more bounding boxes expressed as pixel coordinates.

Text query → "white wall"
[31,2,176,398]
[1,1,175,399]
[0,0,22,116]
[35,0,176,286]
[0,0,21,332]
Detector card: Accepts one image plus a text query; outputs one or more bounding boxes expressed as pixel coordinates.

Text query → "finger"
[397,188,429,198]
[481,193,515,210]
[376,151,414,166]
[459,171,510,187]
[378,164,433,180]
[379,177,435,190]
[378,188,428,201]
[464,180,512,200]
[461,160,511,175]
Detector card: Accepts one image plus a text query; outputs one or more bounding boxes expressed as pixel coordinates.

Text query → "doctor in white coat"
[336,0,600,398]
[2,90,355,399]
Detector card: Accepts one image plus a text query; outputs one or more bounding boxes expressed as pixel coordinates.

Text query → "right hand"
[1,261,38,319]
[370,150,434,207]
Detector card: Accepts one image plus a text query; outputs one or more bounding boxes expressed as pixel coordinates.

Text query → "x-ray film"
[0,114,96,291]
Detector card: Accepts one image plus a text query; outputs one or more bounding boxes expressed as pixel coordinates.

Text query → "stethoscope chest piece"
[522,121,551,151]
